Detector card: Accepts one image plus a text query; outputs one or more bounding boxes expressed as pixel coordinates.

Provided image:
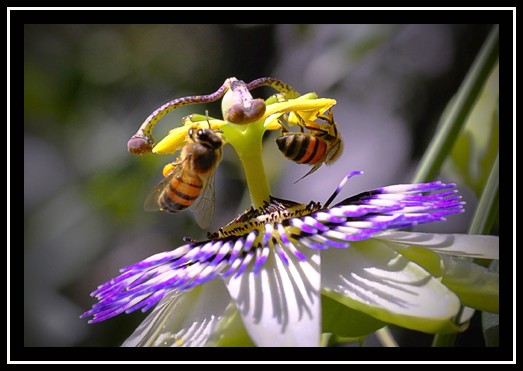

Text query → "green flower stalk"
[82,77,499,347]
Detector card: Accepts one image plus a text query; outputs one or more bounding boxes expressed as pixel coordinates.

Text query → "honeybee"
[276,108,343,182]
[144,123,223,229]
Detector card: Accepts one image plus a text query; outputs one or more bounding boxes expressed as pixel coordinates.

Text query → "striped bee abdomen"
[160,172,203,212]
[276,133,327,165]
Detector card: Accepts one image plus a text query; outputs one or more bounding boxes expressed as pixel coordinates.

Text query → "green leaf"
[321,293,386,338]
[467,154,499,236]
[84,159,159,222]
[412,25,498,184]
[440,256,499,313]
[446,63,499,197]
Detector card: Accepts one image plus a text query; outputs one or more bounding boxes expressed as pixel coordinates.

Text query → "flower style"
[82,78,499,347]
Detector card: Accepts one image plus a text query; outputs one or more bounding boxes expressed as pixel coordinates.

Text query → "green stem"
[468,153,499,235]
[431,331,458,347]
[412,25,499,184]
[376,327,399,347]
[237,137,271,208]
[429,25,498,348]
[220,122,271,209]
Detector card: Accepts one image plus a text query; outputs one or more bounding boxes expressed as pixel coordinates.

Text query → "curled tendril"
[128,77,299,155]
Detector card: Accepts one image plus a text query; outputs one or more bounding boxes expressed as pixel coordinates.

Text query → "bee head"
[189,127,223,149]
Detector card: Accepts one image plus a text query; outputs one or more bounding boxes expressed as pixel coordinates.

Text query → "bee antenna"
[324,170,364,208]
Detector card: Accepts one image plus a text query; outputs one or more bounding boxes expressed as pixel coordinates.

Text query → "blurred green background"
[23,24,496,347]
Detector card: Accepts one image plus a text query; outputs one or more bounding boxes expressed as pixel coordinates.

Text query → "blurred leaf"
[446,63,499,197]
[467,153,499,237]
[24,62,64,128]
[349,33,388,61]
[412,25,498,184]
[83,160,158,223]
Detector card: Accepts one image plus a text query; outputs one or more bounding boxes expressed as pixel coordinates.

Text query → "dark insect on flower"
[144,124,223,229]
[276,108,343,182]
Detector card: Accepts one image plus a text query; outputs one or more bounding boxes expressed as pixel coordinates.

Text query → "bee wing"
[191,171,216,229]
[325,139,343,164]
[143,163,184,212]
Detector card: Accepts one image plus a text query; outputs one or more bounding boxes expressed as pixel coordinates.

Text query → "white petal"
[322,239,461,333]
[458,306,476,326]
[122,279,230,347]
[224,247,321,346]
[374,231,499,259]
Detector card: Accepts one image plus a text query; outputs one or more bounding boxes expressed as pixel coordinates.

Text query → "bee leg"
[293,112,306,133]
[278,119,290,134]
[317,108,335,124]
[293,163,322,184]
